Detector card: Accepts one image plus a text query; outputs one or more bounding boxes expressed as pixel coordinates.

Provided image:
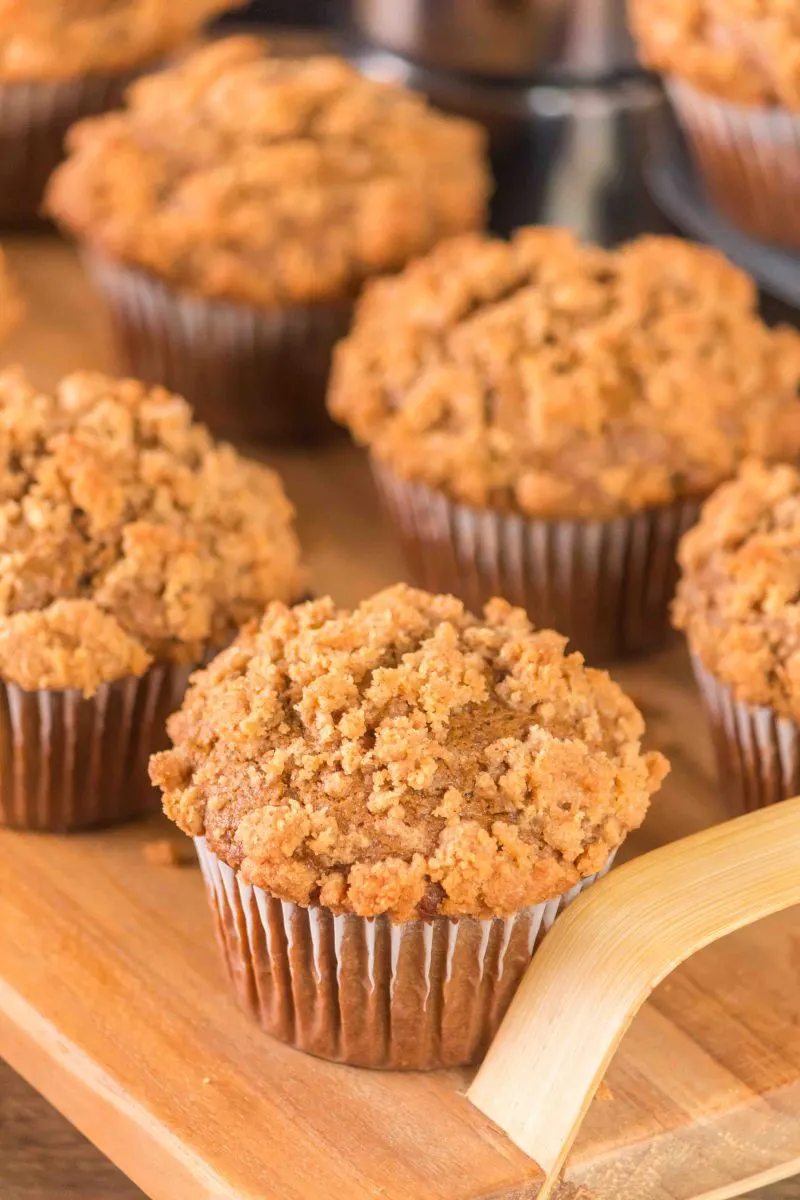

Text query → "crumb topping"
[329,229,800,519]
[0,369,304,694]
[630,0,800,109]
[675,460,800,720]
[0,248,23,345]
[151,584,668,920]
[46,36,490,308]
[0,0,243,81]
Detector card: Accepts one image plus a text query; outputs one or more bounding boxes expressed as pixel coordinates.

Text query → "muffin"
[0,368,304,832]
[674,460,800,814]
[46,36,491,445]
[0,0,241,225]
[329,228,800,662]
[630,0,800,248]
[150,583,668,1069]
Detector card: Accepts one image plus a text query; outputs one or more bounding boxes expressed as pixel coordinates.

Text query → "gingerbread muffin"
[151,583,668,1069]
[0,0,240,225]
[630,0,800,248]
[330,228,800,662]
[675,460,800,813]
[0,368,304,832]
[47,36,491,444]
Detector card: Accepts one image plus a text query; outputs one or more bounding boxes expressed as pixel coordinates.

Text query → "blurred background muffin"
[0,368,304,832]
[0,0,241,225]
[46,35,491,445]
[330,227,800,662]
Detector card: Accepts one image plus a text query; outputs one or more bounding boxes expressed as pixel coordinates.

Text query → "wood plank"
[1,236,800,1200]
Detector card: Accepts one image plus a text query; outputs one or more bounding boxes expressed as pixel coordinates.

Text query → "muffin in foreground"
[46,36,491,444]
[674,461,800,814]
[0,368,304,832]
[0,0,240,225]
[630,0,800,248]
[329,228,800,662]
[151,583,668,1069]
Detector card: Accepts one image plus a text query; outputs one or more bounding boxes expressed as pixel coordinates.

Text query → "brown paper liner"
[84,252,353,445]
[691,654,800,814]
[0,660,193,832]
[667,79,800,250]
[372,462,700,663]
[195,838,614,1070]
[0,73,134,225]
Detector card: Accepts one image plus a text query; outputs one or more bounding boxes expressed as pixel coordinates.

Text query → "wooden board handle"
[468,796,800,1197]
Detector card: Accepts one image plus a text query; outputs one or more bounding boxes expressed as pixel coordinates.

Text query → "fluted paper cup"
[85,253,353,444]
[195,837,614,1070]
[691,653,800,814]
[372,462,700,663]
[0,660,194,832]
[667,78,800,250]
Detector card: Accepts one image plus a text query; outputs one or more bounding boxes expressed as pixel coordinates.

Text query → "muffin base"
[667,79,800,250]
[691,654,800,814]
[85,253,353,445]
[0,661,193,832]
[195,837,614,1070]
[372,462,700,663]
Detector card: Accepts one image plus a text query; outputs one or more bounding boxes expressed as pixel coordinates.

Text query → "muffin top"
[0,249,22,345]
[674,460,800,720]
[329,228,800,520]
[0,0,242,81]
[0,369,304,695]
[629,0,800,109]
[151,584,668,921]
[46,36,491,308]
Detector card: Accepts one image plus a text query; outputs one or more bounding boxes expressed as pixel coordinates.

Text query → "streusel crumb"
[0,1,243,81]
[630,0,800,109]
[0,369,304,694]
[151,584,668,921]
[329,229,800,519]
[674,460,800,720]
[46,36,490,308]
[0,249,23,345]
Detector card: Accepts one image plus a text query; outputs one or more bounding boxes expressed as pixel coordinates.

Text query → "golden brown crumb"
[0,249,23,345]
[630,0,800,109]
[46,36,490,308]
[0,368,304,694]
[329,229,800,520]
[0,1,243,81]
[675,460,800,720]
[143,837,194,866]
[151,584,668,921]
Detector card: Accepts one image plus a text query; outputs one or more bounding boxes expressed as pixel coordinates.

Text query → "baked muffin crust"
[329,229,800,520]
[0,369,304,694]
[630,0,800,109]
[0,0,243,81]
[151,584,668,920]
[46,36,490,308]
[675,460,800,721]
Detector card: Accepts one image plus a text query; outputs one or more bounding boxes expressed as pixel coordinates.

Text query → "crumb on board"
[143,839,194,867]
[595,1081,614,1103]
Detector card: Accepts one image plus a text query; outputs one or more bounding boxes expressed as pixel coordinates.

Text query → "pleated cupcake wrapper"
[691,654,800,814]
[667,78,800,250]
[84,252,353,445]
[372,462,700,663]
[0,660,194,832]
[0,73,133,225]
[195,837,614,1070]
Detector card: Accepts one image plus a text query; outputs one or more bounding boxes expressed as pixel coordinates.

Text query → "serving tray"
[2,237,800,1200]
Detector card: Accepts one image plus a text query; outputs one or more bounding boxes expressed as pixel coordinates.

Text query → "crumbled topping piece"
[675,459,800,719]
[151,584,668,921]
[0,368,304,692]
[330,229,800,519]
[47,36,490,307]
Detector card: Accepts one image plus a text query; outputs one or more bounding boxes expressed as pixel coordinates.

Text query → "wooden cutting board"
[1,237,800,1200]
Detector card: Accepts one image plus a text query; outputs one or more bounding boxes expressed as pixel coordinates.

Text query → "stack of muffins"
[0,7,798,1080]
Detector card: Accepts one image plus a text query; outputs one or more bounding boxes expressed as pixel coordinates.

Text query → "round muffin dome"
[0,369,304,694]
[46,36,491,309]
[151,583,668,921]
[329,228,800,520]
